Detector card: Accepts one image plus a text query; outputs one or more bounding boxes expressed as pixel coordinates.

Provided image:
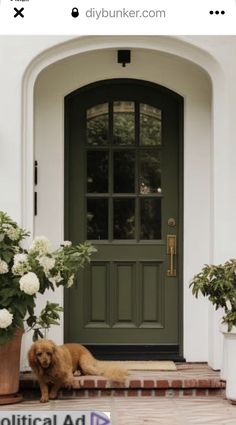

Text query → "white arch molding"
[21,36,226,367]
[21,35,224,236]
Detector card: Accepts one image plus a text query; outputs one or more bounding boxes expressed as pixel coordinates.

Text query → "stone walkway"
[1,364,234,424]
[1,396,236,424]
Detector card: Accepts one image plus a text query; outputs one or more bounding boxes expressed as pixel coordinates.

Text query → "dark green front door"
[65,79,183,359]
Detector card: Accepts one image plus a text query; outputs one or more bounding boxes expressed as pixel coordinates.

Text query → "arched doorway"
[28,38,215,365]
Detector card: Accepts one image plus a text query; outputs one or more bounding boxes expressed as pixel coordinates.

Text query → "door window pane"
[113,101,135,145]
[114,151,135,193]
[87,103,109,146]
[139,150,161,194]
[140,199,162,240]
[113,199,135,239]
[87,151,108,193]
[140,104,162,145]
[87,199,108,239]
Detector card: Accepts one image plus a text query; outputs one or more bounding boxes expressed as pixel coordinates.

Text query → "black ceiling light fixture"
[117,50,131,67]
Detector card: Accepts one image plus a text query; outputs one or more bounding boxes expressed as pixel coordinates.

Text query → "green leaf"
[32,329,41,341]
[26,315,37,327]
[1,251,12,262]
[14,303,27,318]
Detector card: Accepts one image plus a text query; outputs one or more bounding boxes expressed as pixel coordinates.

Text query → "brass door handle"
[167,235,177,277]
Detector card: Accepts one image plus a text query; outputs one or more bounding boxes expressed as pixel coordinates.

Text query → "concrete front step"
[20,363,226,399]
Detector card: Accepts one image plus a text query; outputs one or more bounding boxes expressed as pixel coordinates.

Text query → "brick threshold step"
[20,363,226,399]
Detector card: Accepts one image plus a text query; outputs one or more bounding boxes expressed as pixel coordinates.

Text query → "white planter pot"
[220,324,229,381]
[225,327,236,403]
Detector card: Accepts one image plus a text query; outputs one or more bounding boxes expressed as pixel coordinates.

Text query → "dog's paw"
[64,378,74,389]
[49,389,58,400]
[40,396,49,403]
[49,391,58,400]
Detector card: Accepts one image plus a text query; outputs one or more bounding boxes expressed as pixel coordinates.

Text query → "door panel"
[64,79,183,358]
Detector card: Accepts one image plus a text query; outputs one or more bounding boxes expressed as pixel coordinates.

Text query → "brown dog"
[28,339,128,402]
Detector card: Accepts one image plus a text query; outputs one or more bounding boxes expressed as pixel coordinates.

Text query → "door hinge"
[34,192,37,216]
[34,160,38,185]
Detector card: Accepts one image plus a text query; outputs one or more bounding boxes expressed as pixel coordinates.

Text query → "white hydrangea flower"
[67,274,75,288]
[48,273,63,285]
[87,245,97,254]
[29,236,51,255]
[19,272,40,295]
[12,261,30,277]
[12,253,30,276]
[38,256,55,272]
[0,233,4,242]
[0,259,9,274]
[61,240,72,247]
[0,309,13,329]
[6,226,21,241]
[14,253,28,265]
[2,223,11,230]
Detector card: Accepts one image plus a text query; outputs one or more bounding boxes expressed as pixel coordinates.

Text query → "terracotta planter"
[0,328,24,404]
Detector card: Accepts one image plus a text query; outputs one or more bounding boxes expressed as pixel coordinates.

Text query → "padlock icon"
[71,7,79,18]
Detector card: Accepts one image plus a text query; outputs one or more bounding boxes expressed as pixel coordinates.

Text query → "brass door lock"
[167,235,177,277]
[168,218,176,227]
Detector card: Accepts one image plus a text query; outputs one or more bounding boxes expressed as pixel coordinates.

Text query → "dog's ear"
[28,342,42,375]
[50,342,60,367]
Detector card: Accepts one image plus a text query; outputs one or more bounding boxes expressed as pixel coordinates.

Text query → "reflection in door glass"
[140,150,161,194]
[140,198,162,239]
[113,199,135,239]
[113,101,135,145]
[140,104,162,145]
[87,151,108,193]
[87,199,108,239]
[87,103,109,146]
[114,151,135,193]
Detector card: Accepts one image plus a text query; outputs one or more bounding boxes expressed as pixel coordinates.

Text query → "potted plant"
[189,259,236,403]
[0,211,96,404]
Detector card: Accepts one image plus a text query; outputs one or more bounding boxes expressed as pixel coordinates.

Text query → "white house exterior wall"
[0,36,236,371]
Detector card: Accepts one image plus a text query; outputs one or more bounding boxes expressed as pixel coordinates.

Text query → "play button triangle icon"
[90,412,110,425]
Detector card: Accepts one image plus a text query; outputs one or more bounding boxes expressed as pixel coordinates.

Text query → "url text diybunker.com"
[84,8,166,20]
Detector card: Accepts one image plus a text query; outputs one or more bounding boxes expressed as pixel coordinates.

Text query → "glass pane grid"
[87,150,108,193]
[139,150,162,195]
[85,101,163,241]
[140,198,162,240]
[113,150,135,193]
[86,103,109,146]
[140,103,162,146]
[113,101,135,145]
[87,198,108,240]
[113,198,135,240]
